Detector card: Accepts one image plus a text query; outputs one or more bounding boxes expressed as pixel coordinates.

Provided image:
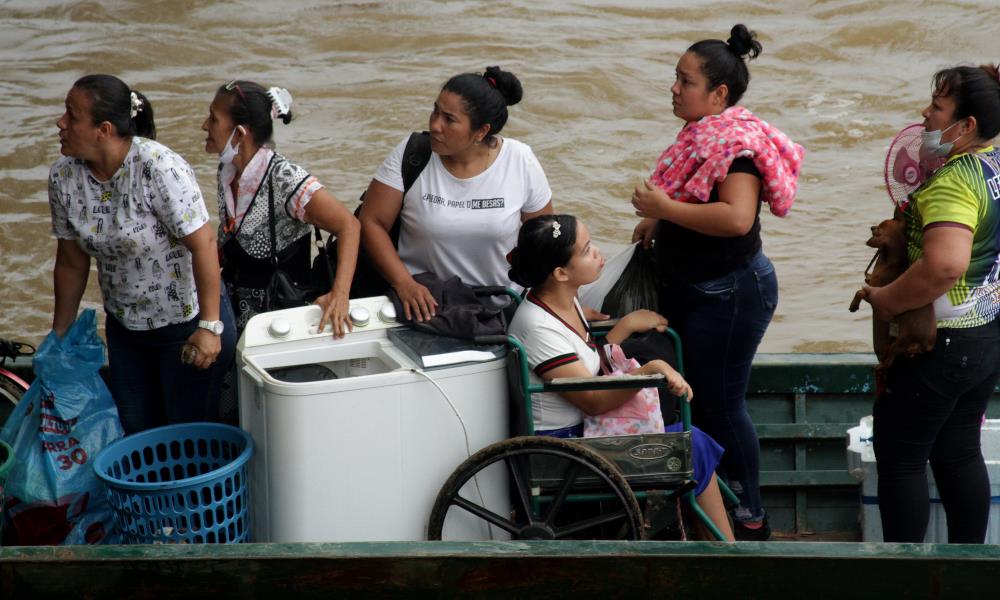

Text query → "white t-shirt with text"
[374,135,551,288]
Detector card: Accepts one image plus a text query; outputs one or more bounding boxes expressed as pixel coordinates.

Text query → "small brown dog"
[849,211,936,372]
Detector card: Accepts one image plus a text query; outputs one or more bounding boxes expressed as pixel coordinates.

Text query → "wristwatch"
[197,319,225,335]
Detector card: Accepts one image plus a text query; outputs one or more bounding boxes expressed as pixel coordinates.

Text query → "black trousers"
[873,320,1000,543]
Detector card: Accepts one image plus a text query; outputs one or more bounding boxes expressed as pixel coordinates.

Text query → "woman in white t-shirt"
[507,214,733,541]
[361,66,553,321]
[49,74,235,435]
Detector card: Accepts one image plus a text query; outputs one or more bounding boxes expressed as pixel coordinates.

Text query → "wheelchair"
[427,324,735,542]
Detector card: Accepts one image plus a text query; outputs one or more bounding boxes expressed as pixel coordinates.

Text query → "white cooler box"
[847,416,1000,542]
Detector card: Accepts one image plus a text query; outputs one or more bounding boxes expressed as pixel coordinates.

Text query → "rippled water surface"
[1,0,996,352]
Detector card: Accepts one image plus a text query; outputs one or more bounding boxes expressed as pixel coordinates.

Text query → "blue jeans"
[661,250,778,521]
[873,320,1000,543]
[105,293,237,435]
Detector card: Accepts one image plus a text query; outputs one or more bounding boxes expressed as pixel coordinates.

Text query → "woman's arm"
[52,239,91,337]
[179,224,222,370]
[603,309,668,345]
[522,200,554,222]
[632,173,760,237]
[862,224,972,319]
[359,179,437,321]
[542,357,691,416]
[303,188,360,337]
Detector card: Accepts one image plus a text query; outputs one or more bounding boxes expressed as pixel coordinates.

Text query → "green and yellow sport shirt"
[905,146,1000,328]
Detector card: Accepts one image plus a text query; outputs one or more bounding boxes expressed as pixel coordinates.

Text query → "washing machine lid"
[387,328,505,370]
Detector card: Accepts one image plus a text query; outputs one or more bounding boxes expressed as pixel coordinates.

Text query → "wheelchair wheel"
[427,436,644,541]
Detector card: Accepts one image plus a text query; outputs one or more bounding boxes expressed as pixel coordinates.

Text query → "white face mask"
[920,120,965,159]
[219,126,243,166]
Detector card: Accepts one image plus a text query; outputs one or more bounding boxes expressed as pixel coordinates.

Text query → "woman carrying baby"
[861,64,1000,543]
[507,214,733,541]
[629,25,804,539]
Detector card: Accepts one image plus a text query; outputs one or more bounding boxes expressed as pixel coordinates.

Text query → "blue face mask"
[920,120,965,159]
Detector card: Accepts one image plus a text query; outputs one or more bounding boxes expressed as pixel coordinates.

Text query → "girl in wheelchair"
[506,214,734,540]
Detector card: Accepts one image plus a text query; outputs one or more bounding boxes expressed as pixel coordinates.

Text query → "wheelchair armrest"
[586,318,620,335]
[546,373,665,392]
[473,335,510,346]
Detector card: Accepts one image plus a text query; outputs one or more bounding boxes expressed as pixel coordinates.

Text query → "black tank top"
[654,157,763,285]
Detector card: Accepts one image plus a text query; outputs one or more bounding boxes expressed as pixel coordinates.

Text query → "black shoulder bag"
[264,171,333,311]
[311,131,432,298]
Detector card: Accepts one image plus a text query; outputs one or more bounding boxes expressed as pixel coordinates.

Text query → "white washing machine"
[236,297,509,542]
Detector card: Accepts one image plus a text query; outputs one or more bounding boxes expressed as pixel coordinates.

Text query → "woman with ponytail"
[861,63,1000,543]
[507,214,733,541]
[203,80,360,337]
[629,25,805,539]
[49,74,235,435]
[361,66,553,322]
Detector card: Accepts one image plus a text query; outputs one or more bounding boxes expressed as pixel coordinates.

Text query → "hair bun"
[726,24,762,61]
[506,247,530,287]
[484,65,523,107]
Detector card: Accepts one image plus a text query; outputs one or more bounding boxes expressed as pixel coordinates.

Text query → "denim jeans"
[661,249,778,521]
[873,320,1000,543]
[105,292,237,435]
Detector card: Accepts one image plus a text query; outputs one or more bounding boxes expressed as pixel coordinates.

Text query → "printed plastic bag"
[0,309,123,545]
[583,344,664,437]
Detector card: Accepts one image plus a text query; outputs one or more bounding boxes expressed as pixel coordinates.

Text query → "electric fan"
[884,124,943,208]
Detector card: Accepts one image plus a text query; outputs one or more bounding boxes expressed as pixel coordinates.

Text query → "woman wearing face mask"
[507,214,733,541]
[861,63,1000,544]
[360,66,553,322]
[50,74,235,435]
[629,25,805,540]
[203,80,360,336]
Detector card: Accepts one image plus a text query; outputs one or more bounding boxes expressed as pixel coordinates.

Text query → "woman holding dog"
[861,64,1000,543]
[629,24,805,540]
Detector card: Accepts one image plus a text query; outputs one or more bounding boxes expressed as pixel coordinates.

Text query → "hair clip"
[267,87,293,120]
[552,221,561,238]
[129,91,143,119]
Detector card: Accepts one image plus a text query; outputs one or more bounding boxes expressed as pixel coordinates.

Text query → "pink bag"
[583,344,665,437]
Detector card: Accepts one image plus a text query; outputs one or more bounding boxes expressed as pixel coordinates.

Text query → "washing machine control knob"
[378,303,397,323]
[349,306,371,327]
[268,318,292,339]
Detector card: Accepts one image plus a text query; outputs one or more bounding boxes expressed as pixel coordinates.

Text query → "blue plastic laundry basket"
[93,423,253,544]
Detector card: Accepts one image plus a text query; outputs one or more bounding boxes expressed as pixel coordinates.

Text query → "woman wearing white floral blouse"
[49,74,235,435]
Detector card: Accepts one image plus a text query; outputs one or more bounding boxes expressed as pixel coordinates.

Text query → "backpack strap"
[400,130,432,195]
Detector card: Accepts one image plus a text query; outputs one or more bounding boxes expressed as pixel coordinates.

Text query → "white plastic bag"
[578,243,638,311]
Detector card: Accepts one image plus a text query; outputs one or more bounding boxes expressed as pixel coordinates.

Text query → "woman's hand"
[640,359,693,401]
[395,278,438,322]
[632,179,669,220]
[183,328,221,370]
[315,289,352,338]
[858,284,898,322]
[632,217,658,249]
[606,309,668,344]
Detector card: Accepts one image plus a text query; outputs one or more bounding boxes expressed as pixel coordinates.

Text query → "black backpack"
[312,131,432,298]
